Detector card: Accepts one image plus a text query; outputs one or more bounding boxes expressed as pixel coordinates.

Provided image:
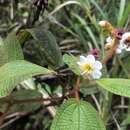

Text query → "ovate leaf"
[0,32,24,67]
[63,54,80,75]
[51,99,106,130]
[97,78,130,97]
[27,28,63,68]
[0,60,52,97]
[4,32,24,62]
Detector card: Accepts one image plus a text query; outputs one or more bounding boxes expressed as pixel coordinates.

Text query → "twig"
[1,90,74,106]
[91,94,101,114]
[0,116,23,129]
[111,111,121,130]
[114,105,128,109]
[4,112,28,120]
[13,97,62,104]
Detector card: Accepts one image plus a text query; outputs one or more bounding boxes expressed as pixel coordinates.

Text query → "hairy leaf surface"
[0,60,52,97]
[4,32,24,61]
[27,28,63,68]
[51,99,106,130]
[97,78,130,97]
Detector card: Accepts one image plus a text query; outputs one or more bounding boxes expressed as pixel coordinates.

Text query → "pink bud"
[114,29,125,40]
[88,49,99,59]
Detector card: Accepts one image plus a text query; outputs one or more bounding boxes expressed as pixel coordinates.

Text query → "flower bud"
[99,20,114,34]
[88,49,99,59]
[99,20,108,27]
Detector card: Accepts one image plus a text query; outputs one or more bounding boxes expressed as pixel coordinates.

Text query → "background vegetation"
[1,0,130,130]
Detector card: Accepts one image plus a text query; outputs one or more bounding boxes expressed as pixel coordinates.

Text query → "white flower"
[105,36,125,54]
[119,32,130,51]
[77,55,102,80]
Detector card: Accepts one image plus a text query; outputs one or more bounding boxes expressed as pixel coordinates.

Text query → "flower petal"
[122,32,130,41]
[86,54,95,63]
[106,36,112,43]
[118,41,126,49]
[92,70,102,79]
[116,48,122,54]
[79,56,87,62]
[93,61,102,70]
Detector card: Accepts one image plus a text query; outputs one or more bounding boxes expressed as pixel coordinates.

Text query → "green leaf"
[0,32,24,67]
[0,37,7,66]
[117,0,126,26]
[0,60,52,98]
[118,2,130,27]
[3,32,24,63]
[63,54,80,75]
[10,90,42,112]
[97,78,130,97]
[51,99,106,130]
[27,28,63,68]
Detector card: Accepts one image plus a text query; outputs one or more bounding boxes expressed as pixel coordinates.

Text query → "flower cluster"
[105,33,130,54]
[99,20,130,54]
[77,55,102,80]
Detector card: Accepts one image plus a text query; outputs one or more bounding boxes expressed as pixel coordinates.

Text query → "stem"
[75,78,80,102]
[13,97,62,104]
[101,35,120,124]
[1,90,75,106]
[102,38,119,64]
